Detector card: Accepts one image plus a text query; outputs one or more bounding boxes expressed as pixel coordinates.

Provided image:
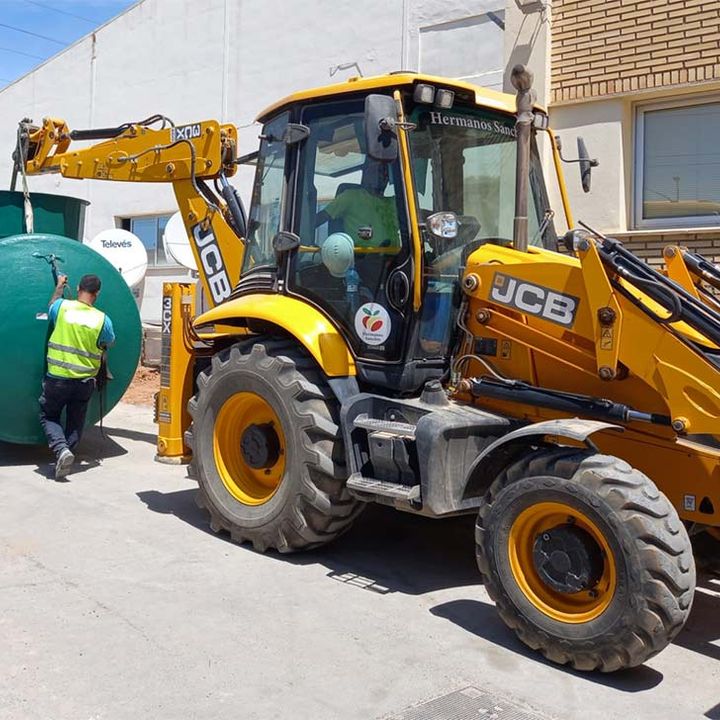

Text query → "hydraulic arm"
[14,115,246,308]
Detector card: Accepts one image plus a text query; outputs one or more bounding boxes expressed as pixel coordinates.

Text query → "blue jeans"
[39,376,96,457]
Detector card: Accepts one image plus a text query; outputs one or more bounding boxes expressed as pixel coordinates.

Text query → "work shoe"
[54,448,75,480]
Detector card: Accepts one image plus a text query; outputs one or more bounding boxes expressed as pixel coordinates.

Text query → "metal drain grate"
[383,686,553,720]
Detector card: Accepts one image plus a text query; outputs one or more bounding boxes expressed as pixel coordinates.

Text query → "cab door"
[289,98,415,364]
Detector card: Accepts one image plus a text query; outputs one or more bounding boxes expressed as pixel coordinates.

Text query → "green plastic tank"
[0,234,142,445]
[0,191,89,240]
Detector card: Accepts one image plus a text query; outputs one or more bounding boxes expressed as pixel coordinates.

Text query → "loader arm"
[15,116,245,308]
[463,234,720,436]
[458,233,720,526]
[664,244,720,313]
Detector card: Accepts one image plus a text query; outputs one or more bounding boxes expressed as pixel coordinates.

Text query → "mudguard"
[462,418,623,500]
[193,294,356,377]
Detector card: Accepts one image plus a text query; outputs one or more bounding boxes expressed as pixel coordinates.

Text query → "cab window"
[241,112,289,273]
[291,100,411,361]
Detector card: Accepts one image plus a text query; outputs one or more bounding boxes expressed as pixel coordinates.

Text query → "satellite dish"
[86,228,148,289]
[163,211,197,270]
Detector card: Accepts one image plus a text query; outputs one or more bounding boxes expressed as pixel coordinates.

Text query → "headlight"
[426,211,458,240]
[413,83,435,104]
[435,89,455,109]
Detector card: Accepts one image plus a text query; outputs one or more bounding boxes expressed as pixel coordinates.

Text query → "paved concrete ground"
[0,403,719,720]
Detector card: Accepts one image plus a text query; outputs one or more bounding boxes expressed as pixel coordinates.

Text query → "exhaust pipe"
[511,65,536,253]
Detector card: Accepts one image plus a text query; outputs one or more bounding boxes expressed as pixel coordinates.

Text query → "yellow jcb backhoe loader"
[14,66,720,672]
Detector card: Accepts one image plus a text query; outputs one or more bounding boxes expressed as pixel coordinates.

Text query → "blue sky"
[0,0,135,87]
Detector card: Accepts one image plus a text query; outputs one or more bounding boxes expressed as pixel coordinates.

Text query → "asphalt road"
[1,403,718,720]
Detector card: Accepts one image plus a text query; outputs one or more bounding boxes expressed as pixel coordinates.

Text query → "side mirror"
[555,135,599,194]
[364,94,398,162]
[577,137,598,193]
[282,123,310,146]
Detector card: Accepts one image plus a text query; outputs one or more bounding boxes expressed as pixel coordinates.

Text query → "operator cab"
[238,75,557,393]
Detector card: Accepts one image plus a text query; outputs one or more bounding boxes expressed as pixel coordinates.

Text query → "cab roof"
[256,72,546,123]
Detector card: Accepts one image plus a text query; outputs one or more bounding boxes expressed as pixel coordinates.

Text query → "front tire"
[476,447,695,672]
[187,338,362,552]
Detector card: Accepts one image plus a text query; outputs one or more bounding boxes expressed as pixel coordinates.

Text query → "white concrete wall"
[548,99,629,234]
[406,0,507,90]
[503,0,552,107]
[0,0,532,238]
[0,0,559,323]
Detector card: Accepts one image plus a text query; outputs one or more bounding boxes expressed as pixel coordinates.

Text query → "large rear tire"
[476,447,695,672]
[187,338,362,552]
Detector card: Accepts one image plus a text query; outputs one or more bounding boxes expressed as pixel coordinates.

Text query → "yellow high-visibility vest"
[46,300,105,379]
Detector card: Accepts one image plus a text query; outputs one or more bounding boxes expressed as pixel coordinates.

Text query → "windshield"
[409,105,553,247]
[408,104,555,357]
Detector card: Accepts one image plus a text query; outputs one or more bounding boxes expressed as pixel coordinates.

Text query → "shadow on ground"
[138,484,720,693]
[430,573,720,692]
[0,423,146,478]
[137,488,479,595]
[674,573,720,664]
[429,598,665,692]
[430,574,720,692]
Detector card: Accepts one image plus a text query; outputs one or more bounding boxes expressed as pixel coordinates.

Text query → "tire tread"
[187,337,362,553]
[476,447,695,671]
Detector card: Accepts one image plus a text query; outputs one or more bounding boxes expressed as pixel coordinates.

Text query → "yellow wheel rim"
[213,392,286,506]
[508,501,617,624]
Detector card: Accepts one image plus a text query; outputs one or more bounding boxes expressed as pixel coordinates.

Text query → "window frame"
[121,213,178,268]
[633,94,720,230]
[241,111,292,276]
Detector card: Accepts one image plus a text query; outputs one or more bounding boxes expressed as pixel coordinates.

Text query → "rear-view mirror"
[577,137,598,193]
[364,94,398,162]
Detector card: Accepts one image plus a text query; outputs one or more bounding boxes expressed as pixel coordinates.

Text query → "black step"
[353,413,416,439]
[346,473,421,501]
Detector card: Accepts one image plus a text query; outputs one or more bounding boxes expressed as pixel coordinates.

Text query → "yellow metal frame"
[664,245,701,300]
[461,241,720,525]
[194,294,356,377]
[25,118,237,181]
[256,72,546,124]
[155,282,195,461]
[22,117,243,311]
[547,130,574,229]
[393,89,424,311]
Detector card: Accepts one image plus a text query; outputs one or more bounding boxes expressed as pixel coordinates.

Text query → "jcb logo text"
[192,222,232,305]
[489,272,579,327]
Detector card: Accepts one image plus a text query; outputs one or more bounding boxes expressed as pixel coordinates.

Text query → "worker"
[39,273,115,480]
[317,158,401,249]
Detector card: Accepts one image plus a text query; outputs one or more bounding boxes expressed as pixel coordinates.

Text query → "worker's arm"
[98,316,116,349]
[48,274,67,308]
[47,298,62,330]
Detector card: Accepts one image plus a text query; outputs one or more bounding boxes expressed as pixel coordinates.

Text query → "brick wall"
[552,0,720,103]
[612,230,720,270]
